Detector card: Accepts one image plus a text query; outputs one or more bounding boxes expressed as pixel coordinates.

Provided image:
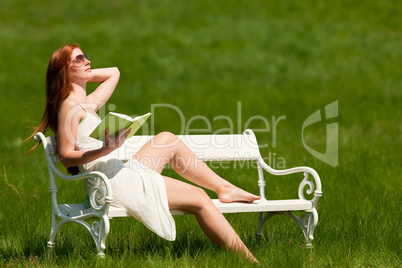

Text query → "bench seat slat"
[212,199,312,213]
[59,199,312,219]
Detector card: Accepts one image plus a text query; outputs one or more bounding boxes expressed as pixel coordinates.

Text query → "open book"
[90,112,151,141]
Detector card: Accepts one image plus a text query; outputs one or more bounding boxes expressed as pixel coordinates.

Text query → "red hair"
[26,44,81,174]
[27,43,80,142]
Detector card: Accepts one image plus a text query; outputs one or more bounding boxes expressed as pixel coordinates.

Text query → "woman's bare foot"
[217,184,261,203]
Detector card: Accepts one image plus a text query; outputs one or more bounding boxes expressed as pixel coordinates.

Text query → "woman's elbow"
[59,153,75,168]
[59,157,72,168]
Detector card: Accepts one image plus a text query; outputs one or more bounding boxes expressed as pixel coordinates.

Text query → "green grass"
[1,0,401,267]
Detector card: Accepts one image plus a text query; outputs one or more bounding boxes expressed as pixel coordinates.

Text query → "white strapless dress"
[76,112,176,241]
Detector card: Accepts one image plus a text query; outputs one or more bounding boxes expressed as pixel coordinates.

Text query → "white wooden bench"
[34,129,322,257]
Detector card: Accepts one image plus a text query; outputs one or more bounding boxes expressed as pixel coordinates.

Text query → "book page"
[109,112,134,122]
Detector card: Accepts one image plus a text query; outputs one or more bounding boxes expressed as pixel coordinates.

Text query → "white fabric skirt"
[86,158,176,241]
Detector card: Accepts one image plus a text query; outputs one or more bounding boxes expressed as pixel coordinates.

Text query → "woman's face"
[70,48,94,84]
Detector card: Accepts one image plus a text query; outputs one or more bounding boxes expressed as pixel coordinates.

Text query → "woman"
[27,43,260,262]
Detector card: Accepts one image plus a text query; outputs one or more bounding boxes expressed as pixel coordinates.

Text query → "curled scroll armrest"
[258,158,322,207]
[83,171,113,211]
[50,164,113,212]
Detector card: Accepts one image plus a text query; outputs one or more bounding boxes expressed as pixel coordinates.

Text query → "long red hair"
[26,43,80,174]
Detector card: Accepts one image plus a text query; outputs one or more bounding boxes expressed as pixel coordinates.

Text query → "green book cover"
[90,112,151,141]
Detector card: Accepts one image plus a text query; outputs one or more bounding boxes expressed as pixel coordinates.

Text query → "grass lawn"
[0,0,401,267]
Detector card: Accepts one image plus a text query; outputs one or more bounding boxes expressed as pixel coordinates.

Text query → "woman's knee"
[193,186,209,200]
[191,187,215,211]
[155,131,180,147]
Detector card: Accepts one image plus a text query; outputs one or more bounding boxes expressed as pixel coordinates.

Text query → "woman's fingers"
[124,128,132,138]
[103,129,110,144]
[115,128,130,147]
[103,128,130,151]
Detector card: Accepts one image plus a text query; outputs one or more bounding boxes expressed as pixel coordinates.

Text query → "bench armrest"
[73,171,113,211]
[257,158,322,208]
[51,166,113,214]
[34,132,113,214]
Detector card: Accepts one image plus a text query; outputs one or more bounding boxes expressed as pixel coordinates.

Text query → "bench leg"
[254,209,318,248]
[47,213,67,256]
[255,212,276,241]
[46,212,110,257]
[47,213,58,257]
[304,208,318,248]
[281,210,318,248]
[73,215,110,257]
[90,215,110,257]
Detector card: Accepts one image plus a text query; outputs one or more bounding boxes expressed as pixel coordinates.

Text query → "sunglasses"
[71,53,89,67]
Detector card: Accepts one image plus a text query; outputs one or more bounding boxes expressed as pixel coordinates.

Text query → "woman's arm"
[86,67,120,111]
[57,99,129,168]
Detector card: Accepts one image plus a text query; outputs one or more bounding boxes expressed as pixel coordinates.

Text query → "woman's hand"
[102,128,132,153]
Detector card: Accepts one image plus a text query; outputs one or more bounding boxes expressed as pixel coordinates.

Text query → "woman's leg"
[163,175,258,262]
[133,132,260,203]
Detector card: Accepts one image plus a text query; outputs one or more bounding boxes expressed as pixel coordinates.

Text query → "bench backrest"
[118,129,262,162]
[36,129,262,164]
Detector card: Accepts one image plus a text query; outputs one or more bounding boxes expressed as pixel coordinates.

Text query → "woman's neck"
[70,82,87,101]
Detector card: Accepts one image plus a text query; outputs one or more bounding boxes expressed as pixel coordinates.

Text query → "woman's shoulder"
[59,97,86,121]
[60,97,80,112]
[62,97,96,111]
